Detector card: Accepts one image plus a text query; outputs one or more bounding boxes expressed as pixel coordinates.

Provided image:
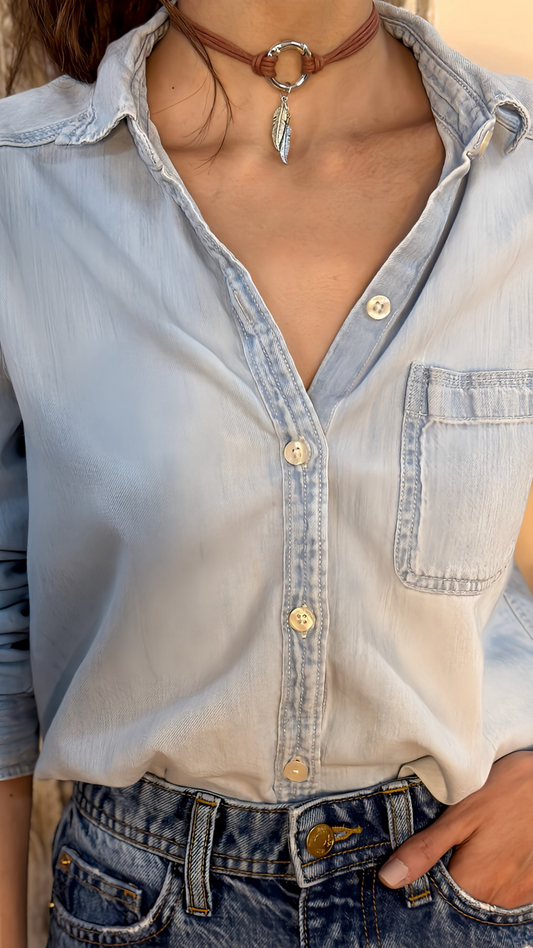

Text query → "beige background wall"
[436,0,533,78]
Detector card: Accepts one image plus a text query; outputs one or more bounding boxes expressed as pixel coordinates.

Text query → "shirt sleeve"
[0,360,38,780]
[483,559,533,761]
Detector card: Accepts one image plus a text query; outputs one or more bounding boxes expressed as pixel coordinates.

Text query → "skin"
[2,3,533,944]
[146,0,446,390]
[0,775,32,947]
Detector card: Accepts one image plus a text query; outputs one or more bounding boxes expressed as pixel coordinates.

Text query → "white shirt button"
[283,757,309,782]
[366,295,391,320]
[284,440,311,466]
[288,605,316,637]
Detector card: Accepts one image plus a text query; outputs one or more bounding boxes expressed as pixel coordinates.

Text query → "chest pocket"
[394,363,533,595]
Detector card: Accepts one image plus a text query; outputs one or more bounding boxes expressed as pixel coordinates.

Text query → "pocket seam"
[395,363,533,595]
[430,864,533,926]
[53,881,184,945]
[59,873,140,913]
[407,363,533,403]
[394,411,502,593]
[56,847,142,909]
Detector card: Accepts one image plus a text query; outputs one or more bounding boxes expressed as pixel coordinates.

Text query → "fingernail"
[379,857,410,887]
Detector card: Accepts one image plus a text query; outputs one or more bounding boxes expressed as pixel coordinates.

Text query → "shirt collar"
[55,0,530,154]
[55,5,169,146]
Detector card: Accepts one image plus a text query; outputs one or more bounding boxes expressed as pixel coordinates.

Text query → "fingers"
[378,812,464,889]
[378,754,533,892]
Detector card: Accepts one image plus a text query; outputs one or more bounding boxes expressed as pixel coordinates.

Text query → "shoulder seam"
[0,106,93,148]
[0,76,94,147]
[0,107,92,147]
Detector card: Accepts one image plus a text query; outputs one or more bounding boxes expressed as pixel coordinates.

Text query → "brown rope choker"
[168,4,381,163]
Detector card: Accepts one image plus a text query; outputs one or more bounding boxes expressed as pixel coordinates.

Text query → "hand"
[378,751,533,909]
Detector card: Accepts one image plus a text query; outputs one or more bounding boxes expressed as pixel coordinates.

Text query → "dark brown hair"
[7,1,232,155]
[6,1,226,102]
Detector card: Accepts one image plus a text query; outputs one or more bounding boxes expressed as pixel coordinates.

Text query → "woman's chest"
[167,123,446,387]
[3,153,533,601]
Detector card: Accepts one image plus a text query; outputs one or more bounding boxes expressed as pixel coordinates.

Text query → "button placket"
[306,160,471,425]
[229,281,330,801]
[278,440,322,793]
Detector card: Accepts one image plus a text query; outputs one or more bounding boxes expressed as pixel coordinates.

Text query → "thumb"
[378,813,460,889]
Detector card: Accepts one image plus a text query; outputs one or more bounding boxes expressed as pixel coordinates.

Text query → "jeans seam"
[212,865,294,879]
[361,869,370,948]
[389,797,400,848]
[372,869,382,948]
[57,873,139,913]
[301,841,385,868]
[211,852,291,865]
[186,800,202,913]
[57,851,140,908]
[315,857,380,881]
[404,791,415,905]
[198,805,211,911]
[73,806,185,866]
[78,784,414,845]
[74,800,295,880]
[429,874,533,926]
[75,794,187,851]
[53,878,183,944]
[408,890,431,902]
[303,887,310,948]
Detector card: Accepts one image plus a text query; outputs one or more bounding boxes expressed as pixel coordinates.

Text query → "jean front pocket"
[430,859,533,928]
[53,846,142,928]
[394,364,533,595]
[48,805,183,946]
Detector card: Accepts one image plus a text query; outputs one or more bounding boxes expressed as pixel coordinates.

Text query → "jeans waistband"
[73,772,445,911]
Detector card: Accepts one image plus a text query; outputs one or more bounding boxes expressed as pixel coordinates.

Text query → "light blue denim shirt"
[1,2,533,805]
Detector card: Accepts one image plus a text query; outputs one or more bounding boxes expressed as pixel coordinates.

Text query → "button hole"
[332,825,363,842]
[233,292,254,324]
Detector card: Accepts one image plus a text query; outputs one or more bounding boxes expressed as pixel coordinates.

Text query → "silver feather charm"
[272,95,292,164]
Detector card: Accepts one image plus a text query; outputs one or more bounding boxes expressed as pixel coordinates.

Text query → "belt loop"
[184,791,221,917]
[384,786,432,909]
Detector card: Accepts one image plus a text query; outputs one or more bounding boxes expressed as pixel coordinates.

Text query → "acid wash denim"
[46,773,533,947]
[1,0,533,810]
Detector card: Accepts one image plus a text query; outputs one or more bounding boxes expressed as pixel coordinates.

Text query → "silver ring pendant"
[265,40,312,92]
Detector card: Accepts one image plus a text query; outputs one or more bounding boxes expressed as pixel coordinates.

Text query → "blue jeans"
[47,773,533,946]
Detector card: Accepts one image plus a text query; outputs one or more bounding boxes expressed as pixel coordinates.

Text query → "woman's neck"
[147,0,430,161]
[176,0,375,56]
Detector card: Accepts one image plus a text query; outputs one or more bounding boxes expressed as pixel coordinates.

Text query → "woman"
[1,1,533,945]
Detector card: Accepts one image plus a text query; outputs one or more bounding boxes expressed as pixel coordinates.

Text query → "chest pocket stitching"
[395,363,533,595]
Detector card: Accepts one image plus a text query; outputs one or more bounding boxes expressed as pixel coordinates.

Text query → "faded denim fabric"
[47,773,533,946]
[0,1,533,805]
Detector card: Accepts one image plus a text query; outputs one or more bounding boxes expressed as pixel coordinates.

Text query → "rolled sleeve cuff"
[0,694,39,780]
